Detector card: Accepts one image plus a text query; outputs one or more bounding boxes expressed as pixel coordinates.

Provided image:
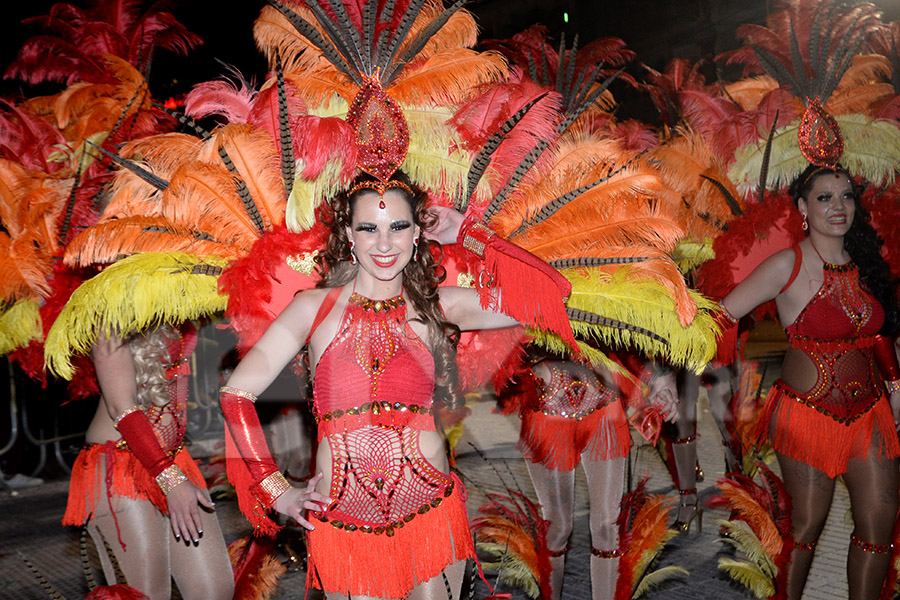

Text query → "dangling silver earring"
[413,237,419,261]
[801,214,808,231]
[349,240,357,265]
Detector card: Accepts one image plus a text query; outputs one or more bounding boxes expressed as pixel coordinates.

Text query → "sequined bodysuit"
[312,293,456,531]
[517,361,631,472]
[781,260,884,422]
[764,249,899,477]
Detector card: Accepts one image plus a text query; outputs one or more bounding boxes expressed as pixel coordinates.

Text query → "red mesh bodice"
[119,324,196,453]
[312,293,455,531]
[536,362,616,419]
[783,262,884,421]
[313,293,436,439]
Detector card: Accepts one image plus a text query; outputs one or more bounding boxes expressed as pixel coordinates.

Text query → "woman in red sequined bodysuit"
[63,324,234,600]
[221,172,573,600]
[721,166,900,600]
[507,356,676,600]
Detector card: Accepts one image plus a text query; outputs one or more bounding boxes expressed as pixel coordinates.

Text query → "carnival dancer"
[721,164,900,599]
[220,168,577,599]
[500,351,677,600]
[62,324,234,600]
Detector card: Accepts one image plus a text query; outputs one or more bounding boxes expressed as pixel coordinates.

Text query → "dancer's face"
[347,189,420,283]
[798,172,855,238]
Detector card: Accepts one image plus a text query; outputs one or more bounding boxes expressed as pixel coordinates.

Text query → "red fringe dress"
[760,259,900,478]
[517,361,632,472]
[305,294,475,598]
[63,326,205,527]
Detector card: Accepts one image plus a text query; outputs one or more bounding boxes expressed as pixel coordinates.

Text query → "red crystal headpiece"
[348,178,415,198]
[346,73,409,182]
[798,98,844,168]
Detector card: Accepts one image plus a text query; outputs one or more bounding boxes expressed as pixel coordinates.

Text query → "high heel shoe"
[672,488,703,534]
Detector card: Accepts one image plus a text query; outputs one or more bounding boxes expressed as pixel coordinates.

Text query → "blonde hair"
[129,325,180,408]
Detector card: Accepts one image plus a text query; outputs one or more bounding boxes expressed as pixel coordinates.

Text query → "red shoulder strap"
[305,287,342,346]
[779,245,803,294]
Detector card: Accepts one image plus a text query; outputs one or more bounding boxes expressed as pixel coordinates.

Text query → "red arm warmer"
[457,216,578,352]
[874,335,900,382]
[115,410,174,479]
[220,389,290,535]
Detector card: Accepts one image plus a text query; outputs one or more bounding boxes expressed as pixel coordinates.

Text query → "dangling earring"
[413,237,419,261]
[349,240,357,265]
[801,213,808,231]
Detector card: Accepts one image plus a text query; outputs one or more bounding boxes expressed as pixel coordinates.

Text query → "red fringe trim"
[519,401,632,471]
[760,382,900,478]
[63,444,205,525]
[305,478,476,598]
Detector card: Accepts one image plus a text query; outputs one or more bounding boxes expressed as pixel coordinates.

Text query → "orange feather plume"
[196,124,287,229]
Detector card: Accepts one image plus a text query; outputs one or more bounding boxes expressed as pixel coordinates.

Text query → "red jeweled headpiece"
[346,73,409,183]
[348,178,415,198]
[798,97,844,168]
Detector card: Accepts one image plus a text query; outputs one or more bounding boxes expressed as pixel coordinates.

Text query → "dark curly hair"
[790,165,899,336]
[316,171,465,410]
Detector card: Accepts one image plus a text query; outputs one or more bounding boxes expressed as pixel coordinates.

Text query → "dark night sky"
[2,1,900,111]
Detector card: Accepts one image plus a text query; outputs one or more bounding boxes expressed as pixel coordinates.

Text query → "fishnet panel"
[145,377,187,451]
[327,426,452,526]
[787,346,879,420]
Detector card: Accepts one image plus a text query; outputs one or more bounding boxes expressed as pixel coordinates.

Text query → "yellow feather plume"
[0,300,42,355]
[562,267,718,371]
[718,557,775,599]
[729,114,900,194]
[45,252,229,378]
[715,481,782,557]
[287,160,349,231]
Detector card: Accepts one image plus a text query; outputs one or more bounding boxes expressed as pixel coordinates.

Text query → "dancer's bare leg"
[87,497,173,600]
[583,455,626,600]
[705,364,741,473]
[776,452,835,600]
[673,371,699,523]
[526,460,576,600]
[843,450,899,600]
[169,489,234,600]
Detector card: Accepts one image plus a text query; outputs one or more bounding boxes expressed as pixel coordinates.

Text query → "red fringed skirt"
[63,442,206,525]
[518,399,632,472]
[761,380,900,478]
[305,474,475,598]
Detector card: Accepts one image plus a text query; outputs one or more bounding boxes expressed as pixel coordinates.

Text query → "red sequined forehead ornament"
[346,73,410,191]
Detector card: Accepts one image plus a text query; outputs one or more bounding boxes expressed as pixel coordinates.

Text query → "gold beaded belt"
[316,480,454,536]
[315,400,432,423]
[775,381,879,425]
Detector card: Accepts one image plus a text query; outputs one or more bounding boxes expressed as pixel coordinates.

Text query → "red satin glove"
[874,335,900,382]
[115,410,173,479]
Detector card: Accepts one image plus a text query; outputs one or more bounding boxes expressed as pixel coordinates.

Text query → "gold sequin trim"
[112,406,141,427]
[287,251,319,275]
[258,472,292,505]
[776,382,878,425]
[155,464,188,495]
[220,386,259,402]
[461,222,494,257]
[315,400,432,423]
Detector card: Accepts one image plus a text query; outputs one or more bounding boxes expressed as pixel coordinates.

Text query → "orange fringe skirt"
[518,399,632,472]
[63,442,206,526]
[305,475,476,598]
[761,380,900,478]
